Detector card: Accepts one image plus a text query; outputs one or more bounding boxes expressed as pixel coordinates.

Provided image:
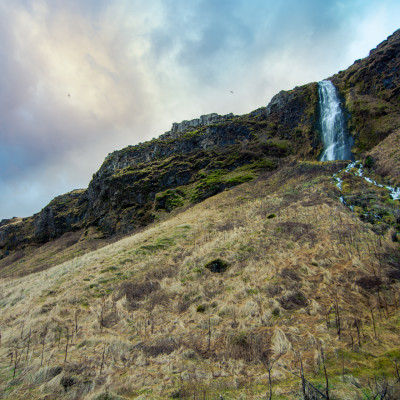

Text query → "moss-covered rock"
[332,29,400,156]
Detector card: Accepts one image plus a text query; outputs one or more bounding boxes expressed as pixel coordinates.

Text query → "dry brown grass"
[0,228,116,278]
[0,161,399,399]
[368,128,400,186]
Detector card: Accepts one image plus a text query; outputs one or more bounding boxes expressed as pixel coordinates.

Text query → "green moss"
[364,155,375,168]
[344,93,400,154]
[134,237,175,255]
[225,174,254,184]
[264,139,292,155]
[181,128,204,139]
[196,304,207,313]
[155,189,185,212]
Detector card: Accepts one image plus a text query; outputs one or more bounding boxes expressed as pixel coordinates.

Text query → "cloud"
[0,1,163,218]
[0,0,399,219]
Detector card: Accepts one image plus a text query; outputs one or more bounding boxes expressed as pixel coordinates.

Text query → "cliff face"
[332,29,400,153]
[260,82,320,157]
[86,121,255,234]
[160,112,235,139]
[0,190,88,252]
[1,29,400,261]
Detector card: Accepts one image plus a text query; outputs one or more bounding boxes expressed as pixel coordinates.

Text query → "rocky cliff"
[1,29,399,263]
[332,28,400,153]
[160,112,235,140]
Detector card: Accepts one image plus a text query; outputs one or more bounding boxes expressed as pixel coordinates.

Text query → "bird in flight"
[230,91,234,94]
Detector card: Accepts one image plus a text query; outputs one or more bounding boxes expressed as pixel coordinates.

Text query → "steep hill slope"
[0,29,399,400]
[0,83,319,271]
[0,160,399,399]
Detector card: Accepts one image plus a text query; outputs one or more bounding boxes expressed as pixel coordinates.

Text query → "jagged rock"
[160,112,235,139]
[266,90,295,115]
[332,29,400,152]
[0,189,87,252]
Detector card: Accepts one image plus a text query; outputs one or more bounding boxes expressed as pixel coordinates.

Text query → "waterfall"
[318,80,354,161]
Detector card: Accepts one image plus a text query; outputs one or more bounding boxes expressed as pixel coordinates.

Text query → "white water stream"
[333,161,400,201]
[318,80,354,161]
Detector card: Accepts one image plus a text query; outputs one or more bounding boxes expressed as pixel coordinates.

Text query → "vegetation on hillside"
[0,160,399,399]
[0,28,400,400]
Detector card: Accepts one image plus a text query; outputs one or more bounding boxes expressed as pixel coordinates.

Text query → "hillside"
[0,30,399,399]
[0,160,399,399]
[1,30,400,270]
[0,81,319,270]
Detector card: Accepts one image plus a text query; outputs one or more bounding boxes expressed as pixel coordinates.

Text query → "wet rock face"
[266,88,311,134]
[261,83,321,157]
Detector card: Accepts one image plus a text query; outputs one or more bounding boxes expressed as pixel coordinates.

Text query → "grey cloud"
[145,0,356,89]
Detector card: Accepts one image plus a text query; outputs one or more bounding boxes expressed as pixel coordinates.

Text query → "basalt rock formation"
[1,29,400,263]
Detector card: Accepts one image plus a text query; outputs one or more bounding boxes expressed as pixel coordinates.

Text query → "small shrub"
[196,304,207,313]
[60,376,77,392]
[356,275,382,291]
[364,155,375,168]
[272,307,280,317]
[279,290,308,310]
[204,259,229,273]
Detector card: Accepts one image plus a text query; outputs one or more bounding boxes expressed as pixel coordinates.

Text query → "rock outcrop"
[332,29,400,153]
[159,113,235,140]
[0,189,87,253]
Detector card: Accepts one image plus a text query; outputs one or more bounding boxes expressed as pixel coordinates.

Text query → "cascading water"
[318,80,354,161]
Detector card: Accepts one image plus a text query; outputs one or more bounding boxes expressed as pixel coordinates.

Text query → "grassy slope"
[368,128,400,187]
[0,228,116,278]
[0,160,399,399]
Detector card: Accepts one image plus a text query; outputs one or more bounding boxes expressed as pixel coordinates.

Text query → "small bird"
[230,91,234,94]
[68,94,71,98]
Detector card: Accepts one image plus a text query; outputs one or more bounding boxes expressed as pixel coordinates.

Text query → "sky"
[0,0,399,220]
